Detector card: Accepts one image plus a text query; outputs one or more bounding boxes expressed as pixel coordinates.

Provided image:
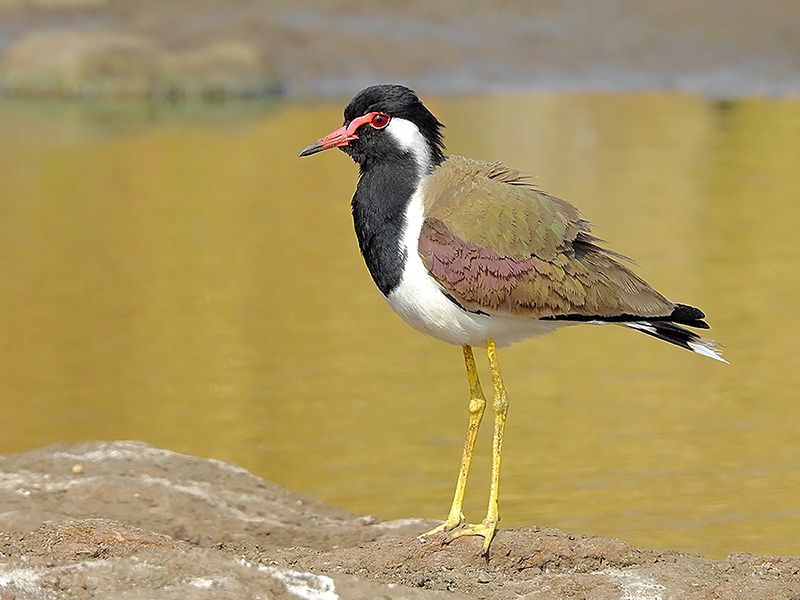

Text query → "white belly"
[386,189,567,347]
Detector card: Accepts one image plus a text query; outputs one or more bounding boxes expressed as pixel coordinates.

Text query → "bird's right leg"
[419,345,487,538]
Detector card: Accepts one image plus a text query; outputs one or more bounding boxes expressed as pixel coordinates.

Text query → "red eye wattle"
[370,113,390,129]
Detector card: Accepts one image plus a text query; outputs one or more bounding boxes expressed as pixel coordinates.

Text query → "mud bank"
[1,441,799,599]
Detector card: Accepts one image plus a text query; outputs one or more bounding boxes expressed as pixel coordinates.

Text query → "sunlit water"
[1,94,799,559]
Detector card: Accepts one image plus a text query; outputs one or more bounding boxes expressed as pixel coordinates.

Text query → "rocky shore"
[1,441,799,599]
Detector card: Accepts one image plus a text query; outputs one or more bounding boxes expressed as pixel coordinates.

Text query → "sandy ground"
[0,0,799,98]
[1,442,799,599]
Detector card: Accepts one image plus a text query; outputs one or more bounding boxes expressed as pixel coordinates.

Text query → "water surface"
[1,94,799,559]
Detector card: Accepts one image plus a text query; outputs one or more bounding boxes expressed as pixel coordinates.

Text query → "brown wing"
[418,156,675,319]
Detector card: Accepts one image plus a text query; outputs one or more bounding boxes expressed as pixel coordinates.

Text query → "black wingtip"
[671,303,707,326]
[680,319,710,329]
[672,303,705,320]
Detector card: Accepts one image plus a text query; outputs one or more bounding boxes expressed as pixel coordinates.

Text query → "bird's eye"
[369,113,390,129]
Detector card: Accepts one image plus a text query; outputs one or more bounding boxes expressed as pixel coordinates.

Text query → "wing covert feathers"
[418,156,676,320]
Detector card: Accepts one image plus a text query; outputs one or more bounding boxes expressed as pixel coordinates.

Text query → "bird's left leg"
[444,339,508,555]
[419,345,487,539]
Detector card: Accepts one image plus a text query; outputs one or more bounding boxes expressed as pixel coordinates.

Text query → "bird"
[298,84,725,556]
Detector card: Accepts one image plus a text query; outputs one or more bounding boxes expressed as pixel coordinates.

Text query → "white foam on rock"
[600,569,666,600]
[259,566,338,600]
[0,567,44,596]
[374,517,429,529]
[188,576,216,589]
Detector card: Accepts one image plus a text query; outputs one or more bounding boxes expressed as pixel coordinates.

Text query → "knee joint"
[493,390,508,413]
[469,396,486,415]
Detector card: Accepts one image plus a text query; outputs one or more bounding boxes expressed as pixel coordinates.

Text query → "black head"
[298,84,445,172]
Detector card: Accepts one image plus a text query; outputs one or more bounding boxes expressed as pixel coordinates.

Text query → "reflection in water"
[1,94,799,559]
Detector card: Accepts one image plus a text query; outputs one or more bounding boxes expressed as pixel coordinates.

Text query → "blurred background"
[1,0,799,560]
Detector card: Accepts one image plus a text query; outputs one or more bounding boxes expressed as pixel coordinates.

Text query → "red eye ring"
[369,113,391,129]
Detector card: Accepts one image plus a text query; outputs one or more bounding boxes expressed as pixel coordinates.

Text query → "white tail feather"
[622,321,728,364]
[688,339,728,364]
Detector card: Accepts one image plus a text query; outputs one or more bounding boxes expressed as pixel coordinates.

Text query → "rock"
[0,519,437,600]
[1,30,162,99]
[0,441,430,550]
[162,41,280,101]
[1,441,799,599]
[0,30,281,100]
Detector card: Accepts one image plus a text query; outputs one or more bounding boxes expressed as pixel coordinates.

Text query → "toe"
[418,514,464,540]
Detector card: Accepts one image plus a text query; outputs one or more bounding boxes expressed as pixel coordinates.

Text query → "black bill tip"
[298,142,323,157]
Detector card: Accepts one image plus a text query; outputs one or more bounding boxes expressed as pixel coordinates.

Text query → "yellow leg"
[444,339,508,555]
[419,345,487,538]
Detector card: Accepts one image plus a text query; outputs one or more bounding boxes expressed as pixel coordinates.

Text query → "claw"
[443,519,497,556]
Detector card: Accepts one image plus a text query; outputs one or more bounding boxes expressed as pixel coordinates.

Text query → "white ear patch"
[385,117,432,177]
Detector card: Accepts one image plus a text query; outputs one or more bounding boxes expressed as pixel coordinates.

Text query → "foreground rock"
[1,442,799,599]
[0,441,426,551]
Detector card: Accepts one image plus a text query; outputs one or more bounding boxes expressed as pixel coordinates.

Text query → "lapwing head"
[299,84,445,171]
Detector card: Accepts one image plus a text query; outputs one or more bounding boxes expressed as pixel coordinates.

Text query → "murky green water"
[2,93,799,559]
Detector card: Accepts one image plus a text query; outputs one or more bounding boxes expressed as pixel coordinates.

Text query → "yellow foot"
[444,519,497,556]
[418,514,465,540]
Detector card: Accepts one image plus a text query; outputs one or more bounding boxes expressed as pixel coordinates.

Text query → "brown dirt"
[0,0,798,98]
[1,442,799,599]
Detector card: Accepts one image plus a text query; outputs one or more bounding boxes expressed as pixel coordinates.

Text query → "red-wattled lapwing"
[298,84,725,555]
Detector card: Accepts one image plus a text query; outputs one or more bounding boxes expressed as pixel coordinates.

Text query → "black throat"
[351,154,423,296]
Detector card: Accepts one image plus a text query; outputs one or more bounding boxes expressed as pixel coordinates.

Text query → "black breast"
[350,160,419,296]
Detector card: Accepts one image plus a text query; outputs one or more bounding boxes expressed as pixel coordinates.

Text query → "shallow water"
[1,94,799,559]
